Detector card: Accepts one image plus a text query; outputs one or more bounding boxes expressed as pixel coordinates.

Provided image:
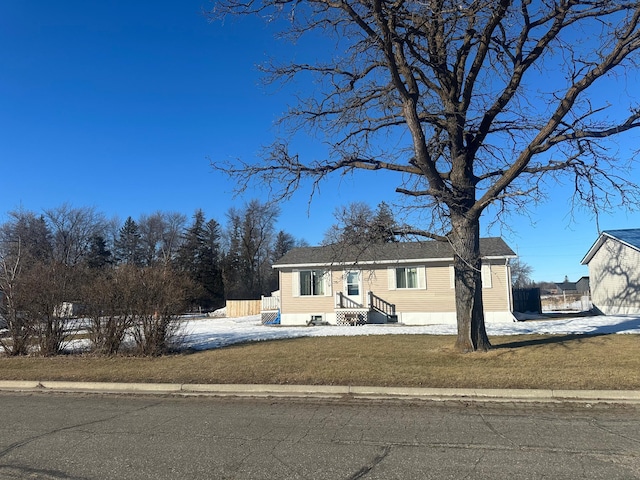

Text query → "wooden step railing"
[368,292,396,318]
[335,292,364,309]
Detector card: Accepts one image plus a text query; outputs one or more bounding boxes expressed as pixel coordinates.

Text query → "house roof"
[555,281,577,292]
[273,237,516,268]
[581,228,640,265]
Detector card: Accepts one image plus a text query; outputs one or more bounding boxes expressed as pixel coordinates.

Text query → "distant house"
[581,229,640,315]
[268,238,517,326]
[552,276,590,295]
[554,280,578,294]
[576,276,590,295]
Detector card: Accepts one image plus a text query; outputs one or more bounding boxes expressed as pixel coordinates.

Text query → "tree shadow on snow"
[494,316,640,349]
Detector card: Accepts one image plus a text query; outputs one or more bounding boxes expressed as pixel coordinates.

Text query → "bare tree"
[138,211,187,267]
[223,200,280,299]
[45,204,107,266]
[0,239,31,355]
[323,202,398,245]
[0,209,54,355]
[511,258,533,288]
[212,1,640,351]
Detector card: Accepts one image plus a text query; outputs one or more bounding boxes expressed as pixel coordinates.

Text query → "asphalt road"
[1,393,639,479]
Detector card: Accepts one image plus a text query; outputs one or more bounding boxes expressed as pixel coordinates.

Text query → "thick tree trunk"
[450,218,491,353]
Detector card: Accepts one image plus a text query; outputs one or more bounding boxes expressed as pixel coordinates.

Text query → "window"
[389,266,425,289]
[346,271,360,296]
[396,267,418,289]
[299,270,326,296]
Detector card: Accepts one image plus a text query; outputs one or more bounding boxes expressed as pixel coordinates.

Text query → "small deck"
[334,291,397,325]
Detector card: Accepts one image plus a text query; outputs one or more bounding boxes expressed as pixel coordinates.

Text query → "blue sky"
[2,1,638,282]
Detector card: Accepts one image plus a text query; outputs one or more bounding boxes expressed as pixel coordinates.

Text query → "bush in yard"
[0,259,32,356]
[129,265,193,356]
[20,261,82,356]
[81,266,138,355]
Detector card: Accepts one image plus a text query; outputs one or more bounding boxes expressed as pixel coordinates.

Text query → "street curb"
[0,381,639,404]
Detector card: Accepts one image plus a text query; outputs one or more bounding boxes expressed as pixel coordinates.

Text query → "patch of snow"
[180,314,640,351]
[5,313,638,354]
[207,307,227,318]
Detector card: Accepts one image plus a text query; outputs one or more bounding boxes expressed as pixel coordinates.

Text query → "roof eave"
[273,254,516,269]
[581,232,612,265]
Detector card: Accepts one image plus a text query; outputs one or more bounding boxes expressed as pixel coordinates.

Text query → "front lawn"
[0,334,638,390]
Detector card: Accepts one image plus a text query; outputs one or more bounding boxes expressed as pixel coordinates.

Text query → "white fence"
[541,294,592,312]
[261,294,280,311]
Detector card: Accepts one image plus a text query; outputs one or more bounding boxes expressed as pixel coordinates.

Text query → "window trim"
[388,265,426,290]
[449,263,493,289]
[293,269,332,297]
[345,270,360,297]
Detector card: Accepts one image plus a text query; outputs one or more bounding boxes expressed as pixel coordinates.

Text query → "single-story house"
[554,280,578,294]
[581,229,640,315]
[268,238,517,326]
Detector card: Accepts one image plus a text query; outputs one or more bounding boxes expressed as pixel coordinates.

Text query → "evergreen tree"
[114,217,143,266]
[272,231,296,261]
[201,219,225,309]
[269,230,297,292]
[369,202,398,243]
[86,235,112,269]
[1,211,54,265]
[221,210,248,299]
[176,210,206,276]
[176,210,225,310]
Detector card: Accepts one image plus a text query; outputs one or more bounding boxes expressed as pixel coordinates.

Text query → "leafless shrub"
[81,266,137,355]
[20,261,82,356]
[128,266,193,356]
[0,248,32,356]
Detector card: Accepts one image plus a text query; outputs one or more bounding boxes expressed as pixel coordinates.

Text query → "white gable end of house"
[582,229,640,315]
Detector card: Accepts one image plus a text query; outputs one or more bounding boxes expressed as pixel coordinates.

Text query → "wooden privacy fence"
[226,300,262,318]
[513,288,542,314]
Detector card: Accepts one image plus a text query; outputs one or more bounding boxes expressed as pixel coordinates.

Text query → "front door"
[345,270,362,307]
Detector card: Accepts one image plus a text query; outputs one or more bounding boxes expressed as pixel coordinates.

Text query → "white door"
[345,270,362,307]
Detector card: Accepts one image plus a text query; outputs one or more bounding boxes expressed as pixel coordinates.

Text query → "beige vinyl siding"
[373,262,456,312]
[279,261,512,315]
[481,263,511,311]
[589,237,640,314]
[279,269,338,314]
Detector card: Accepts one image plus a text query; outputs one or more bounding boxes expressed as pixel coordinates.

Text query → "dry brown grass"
[1,334,639,390]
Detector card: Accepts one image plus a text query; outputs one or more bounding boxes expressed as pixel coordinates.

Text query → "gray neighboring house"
[554,280,577,294]
[576,276,590,294]
[581,229,640,315]
[271,238,517,326]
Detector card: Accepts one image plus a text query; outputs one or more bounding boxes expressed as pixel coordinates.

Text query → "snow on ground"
[181,313,640,351]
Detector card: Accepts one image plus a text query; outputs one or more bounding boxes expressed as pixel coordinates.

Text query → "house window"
[396,267,419,289]
[346,271,360,296]
[388,265,426,290]
[299,270,326,296]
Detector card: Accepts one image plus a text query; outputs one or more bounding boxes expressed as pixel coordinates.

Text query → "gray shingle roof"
[274,237,516,268]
